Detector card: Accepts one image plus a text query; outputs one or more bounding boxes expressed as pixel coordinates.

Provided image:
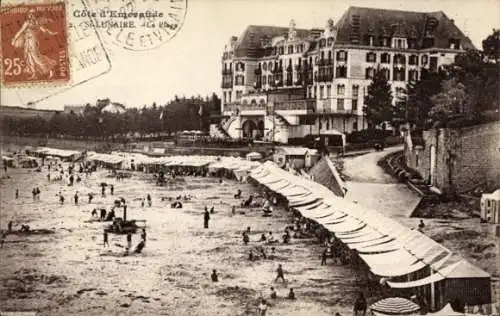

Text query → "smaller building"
[63,105,86,115]
[102,102,126,114]
[273,146,319,170]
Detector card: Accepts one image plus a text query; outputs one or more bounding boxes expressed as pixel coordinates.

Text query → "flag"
[198,105,203,116]
[159,111,164,120]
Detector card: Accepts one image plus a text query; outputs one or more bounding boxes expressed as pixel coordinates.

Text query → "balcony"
[317,59,333,66]
[223,102,266,115]
[317,99,357,115]
[222,69,233,75]
[254,68,262,75]
[274,100,315,112]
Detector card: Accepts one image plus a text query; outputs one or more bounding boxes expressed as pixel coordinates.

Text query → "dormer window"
[297,44,304,53]
[327,37,334,46]
[288,45,294,54]
[278,46,284,55]
[408,38,417,49]
[449,38,461,49]
[319,39,326,48]
[262,63,267,71]
[380,37,390,47]
[393,37,407,49]
[422,38,434,49]
[366,52,376,63]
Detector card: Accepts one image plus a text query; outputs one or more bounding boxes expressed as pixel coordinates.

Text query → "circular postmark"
[87,0,187,51]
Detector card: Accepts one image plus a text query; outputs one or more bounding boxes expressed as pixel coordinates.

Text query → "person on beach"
[267,232,277,244]
[100,208,107,221]
[260,233,266,242]
[147,194,152,207]
[59,193,65,205]
[204,208,210,228]
[248,250,254,261]
[91,209,98,217]
[418,220,425,232]
[353,292,367,316]
[35,187,40,200]
[110,184,114,196]
[47,173,50,181]
[210,206,215,214]
[88,193,94,204]
[126,233,132,253]
[258,298,268,316]
[134,240,145,254]
[211,269,218,282]
[15,189,19,199]
[8,221,13,233]
[231,205,236,216]
[103,231,109,247]
[101,185,105,197]
[32,188,37,201]
[321,248,328,266]
[269,287,277,299]
[74,192,79,205]
[234,189,242,199]
[141,198,145,208]
[140,228,147,242]
[287,288,296,300]
[275,264,286,282]
[242,232,250,245]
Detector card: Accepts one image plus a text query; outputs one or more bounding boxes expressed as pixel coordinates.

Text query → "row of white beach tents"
[248,161,492,312]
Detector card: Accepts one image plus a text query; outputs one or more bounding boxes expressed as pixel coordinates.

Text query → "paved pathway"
[341,146,421,221]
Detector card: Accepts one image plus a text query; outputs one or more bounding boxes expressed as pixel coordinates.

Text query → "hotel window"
[363,35,374,46]
[278,46,284,54]
[288,45,294,54]
[353,121,358,131]
[352,85,359,98]
[409,55,419,65]
[228,93,231,103]
[319,39,326,48]
[326,85,331,97]
[326,120,330,130]
[366,52,376,62]
[223,92,226,103]
[365,67,375,79]
[351,98,358,111]
[393,68,406,81]
[236,91,242,100]
[297,44,304,53]
[267,75,272,84]
[337,99,345,110]
[327,37,334,46]
[337,84,345,96]
[319,86,324,99]
[336,50,347,61]
[262,63,267,71]
[381,53,390,64]
[393,38,406,49]
[380,37,390,47]
[336,66,347,78]
[313,86,317,98]
[380,68,390,81]
[409,69,418,82]
[320,51,325,60]
[328,51,332,62]
[268,61,272,70]
[306,87,311,98]
[422,55,429,65]
[394,54,406,65]
[262,76,267,85]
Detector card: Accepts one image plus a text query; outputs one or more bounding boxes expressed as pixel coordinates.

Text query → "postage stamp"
[85,0,188,51]
[3,0,112,106]
[0,2,70,86]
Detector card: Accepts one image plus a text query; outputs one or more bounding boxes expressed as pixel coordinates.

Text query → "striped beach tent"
[370,297,420,315]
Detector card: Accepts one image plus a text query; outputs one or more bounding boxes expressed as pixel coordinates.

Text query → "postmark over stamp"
[0,2,70,86]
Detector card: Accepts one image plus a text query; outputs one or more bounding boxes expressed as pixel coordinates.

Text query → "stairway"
[265,114,288,143]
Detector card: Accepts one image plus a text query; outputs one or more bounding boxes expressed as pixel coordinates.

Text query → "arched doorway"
[242,120,257,138]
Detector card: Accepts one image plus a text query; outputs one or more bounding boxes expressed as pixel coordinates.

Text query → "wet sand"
[0,167,380,315]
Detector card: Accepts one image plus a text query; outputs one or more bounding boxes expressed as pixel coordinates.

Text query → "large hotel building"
[214,6,474,143]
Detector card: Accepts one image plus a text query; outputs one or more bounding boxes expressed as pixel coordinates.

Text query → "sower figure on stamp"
[11,9,58,79]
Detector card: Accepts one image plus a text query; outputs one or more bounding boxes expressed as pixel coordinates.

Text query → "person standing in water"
[147,194,152,207]
[110,184,114,196]
[15,189,19,199]
[103,231,109,247]
[74,191,79,205]
[204,208,210,229]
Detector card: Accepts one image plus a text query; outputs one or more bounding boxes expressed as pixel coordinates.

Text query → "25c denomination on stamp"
[84,0,187,51]
[0,2,70,86]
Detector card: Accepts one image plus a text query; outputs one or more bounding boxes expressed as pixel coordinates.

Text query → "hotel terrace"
[214,6,474,143]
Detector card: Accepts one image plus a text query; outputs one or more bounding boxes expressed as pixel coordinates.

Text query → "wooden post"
[430,269,436,311]
[123,205,127,222]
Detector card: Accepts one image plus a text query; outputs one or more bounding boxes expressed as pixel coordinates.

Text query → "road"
[340,146,422,221]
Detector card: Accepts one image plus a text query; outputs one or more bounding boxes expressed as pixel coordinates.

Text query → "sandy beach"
[0,166,383,315]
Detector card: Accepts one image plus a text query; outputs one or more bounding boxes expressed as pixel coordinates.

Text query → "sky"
[2,0,499,110]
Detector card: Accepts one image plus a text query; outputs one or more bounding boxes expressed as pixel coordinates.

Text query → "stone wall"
[406,121,500,194]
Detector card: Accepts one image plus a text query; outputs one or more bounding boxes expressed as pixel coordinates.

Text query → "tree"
[429,78,467,126]
[482,29,500,62]
[397,70,444,130]
[363,71,393,129]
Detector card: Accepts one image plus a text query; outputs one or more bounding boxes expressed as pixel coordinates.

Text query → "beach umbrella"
[370,297,420,315]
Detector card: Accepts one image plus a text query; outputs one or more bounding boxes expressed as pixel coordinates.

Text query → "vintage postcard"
[0,0,499,315]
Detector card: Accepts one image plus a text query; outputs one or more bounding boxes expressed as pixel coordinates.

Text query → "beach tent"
[370,297,420,315]
[426,304,464,316]
[246,152,262,161]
